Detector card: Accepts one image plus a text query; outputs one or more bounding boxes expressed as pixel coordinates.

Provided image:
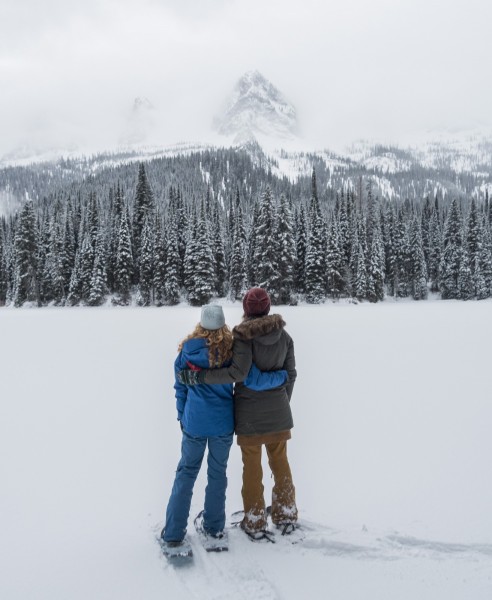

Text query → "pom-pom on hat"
[200,305,226,330]
[242,287,271,317]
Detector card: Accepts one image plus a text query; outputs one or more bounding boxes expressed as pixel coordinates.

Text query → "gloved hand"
[177,369,205,385]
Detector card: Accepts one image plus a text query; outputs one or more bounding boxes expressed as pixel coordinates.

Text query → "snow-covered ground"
[1,301,492,600]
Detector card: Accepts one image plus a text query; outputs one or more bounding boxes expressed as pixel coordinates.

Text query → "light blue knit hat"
[200,305,225,330]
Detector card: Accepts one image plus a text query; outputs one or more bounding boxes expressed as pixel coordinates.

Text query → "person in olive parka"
[179,287,297,537]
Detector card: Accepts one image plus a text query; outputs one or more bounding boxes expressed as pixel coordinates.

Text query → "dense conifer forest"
[1,147,492,307]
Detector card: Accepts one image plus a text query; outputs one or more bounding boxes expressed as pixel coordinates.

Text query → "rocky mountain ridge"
[1,69,492,207]
[213,70,299,144]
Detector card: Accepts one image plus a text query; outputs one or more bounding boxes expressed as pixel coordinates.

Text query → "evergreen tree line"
[2,163,492,308]
[3,143,490,212]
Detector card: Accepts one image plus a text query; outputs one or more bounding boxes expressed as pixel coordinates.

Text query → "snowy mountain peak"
[132,97,154,113]
[120,97,156,146]
[214,71,299,144]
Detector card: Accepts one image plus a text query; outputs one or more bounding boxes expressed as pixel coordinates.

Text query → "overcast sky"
[1,0,491,156]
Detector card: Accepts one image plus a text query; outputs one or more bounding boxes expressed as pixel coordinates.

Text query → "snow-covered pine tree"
[184,202,215,306]
[211,204,227,297]
[247,201,260,287]
[439,199,463,300]
[86,192,100,247]
[420,196,433,271]
[474,254,488,300]
[37,214,52,304]
[205,184,213,219]
[486,189,492,226]
[4,224,14,304]
[132,163,154,281]
[354,242,368,301]
[13,201,40,307]
[365,179,376,250]
[164,218,180,306]
[0,226,7,305]
[107,183,124,291]
[61,203,76,295]
[229,206,246,300]
[113,209,133,305]
[184,208,198,294]
[177,190,189,287]
[465,198,481,275]
[326,218,345,299]
[137,217,154,306]
[348,215,360,297]
[393,211,411,298]
[32,216,44,303]
[227,191,236,240]
[338,190,351,263]
[254,187,281,299]
[49,216,66,305]
[67,246,82,306]
[357,214,370,298]
[309,168,320,222]
[72,193,82,248]
[224,186,244,268]
[32,215,43,296]
[78,232,95,303]
[381,205,396,296]
[167,187,187,287]
[366,216,385,303]
[294,205,307,294]
[153,216,167,307]
[66,211,88,306]
[304,209,327,304]
[304,169,328,303]
[428,209,442,292]
[408,217,428,300]
[88,233,108,306]
[275,194,296,304]
[458,248,474,300]
[478,215,492,298]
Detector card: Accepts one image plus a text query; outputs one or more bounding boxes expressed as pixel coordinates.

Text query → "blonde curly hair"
[178,323,233,368]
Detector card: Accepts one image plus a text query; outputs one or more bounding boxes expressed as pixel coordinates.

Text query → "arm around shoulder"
[284,334,297,401]
[202,338,252,384]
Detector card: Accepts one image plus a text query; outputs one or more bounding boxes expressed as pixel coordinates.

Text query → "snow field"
[1,301,491,599]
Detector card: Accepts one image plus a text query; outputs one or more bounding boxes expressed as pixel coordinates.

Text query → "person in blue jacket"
[161,305,286,552]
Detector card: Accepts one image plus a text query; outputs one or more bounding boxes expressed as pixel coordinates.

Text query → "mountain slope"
[214,70,298,144]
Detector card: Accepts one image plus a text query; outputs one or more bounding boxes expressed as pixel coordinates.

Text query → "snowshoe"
[266,506,304,542]
[231,510,276,543]
[194,511,229,552]
[158,531,193,563]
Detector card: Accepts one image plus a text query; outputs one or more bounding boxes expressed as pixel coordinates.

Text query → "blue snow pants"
[163,429,234,542]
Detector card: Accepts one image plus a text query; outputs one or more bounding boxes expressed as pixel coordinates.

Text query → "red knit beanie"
[243,287,271,317]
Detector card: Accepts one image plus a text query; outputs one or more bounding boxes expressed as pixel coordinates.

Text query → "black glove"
[177,369,205,385]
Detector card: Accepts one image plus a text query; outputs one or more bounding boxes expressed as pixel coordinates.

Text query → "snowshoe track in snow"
[155,516,492,599]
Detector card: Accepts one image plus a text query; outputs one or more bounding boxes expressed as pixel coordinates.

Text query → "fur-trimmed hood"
[233,314,286,344]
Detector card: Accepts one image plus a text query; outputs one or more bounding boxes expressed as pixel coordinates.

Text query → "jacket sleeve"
[243,363,288,391]
[174,351,188,420]
[202,338,252,384]
[283,334,297,401]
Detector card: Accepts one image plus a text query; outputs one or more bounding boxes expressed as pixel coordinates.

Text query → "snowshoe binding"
[231,510,276,543]
[266,506,305,543]
[194,511,229,552]
[158,529,193,563]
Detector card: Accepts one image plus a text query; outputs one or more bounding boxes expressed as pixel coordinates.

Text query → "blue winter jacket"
[174,338,287,437]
